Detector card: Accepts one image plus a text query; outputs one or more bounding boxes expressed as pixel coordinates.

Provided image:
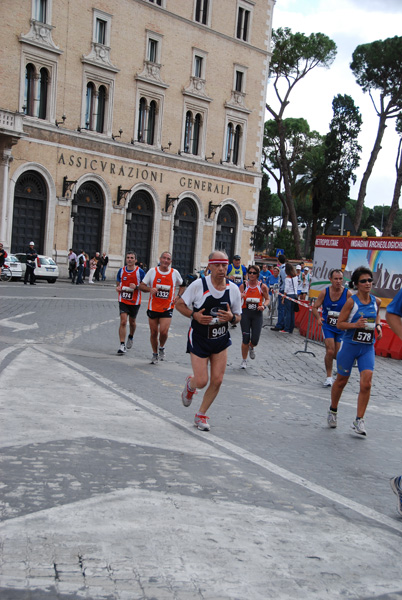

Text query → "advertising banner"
[311,236,402,306]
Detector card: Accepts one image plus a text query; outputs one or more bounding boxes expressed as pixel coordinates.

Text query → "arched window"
[192,113,201,155]
[147,100,156,144]
[96,85,106,133]
[24,64,36,116]
[233,125,241,165]
[138,97,147,142]
[184,111,192,153]
[225,122,234,162]
[85,82,95,129]
[38,67,49,120]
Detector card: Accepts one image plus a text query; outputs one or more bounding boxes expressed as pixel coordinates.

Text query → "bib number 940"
[208,323,228,339]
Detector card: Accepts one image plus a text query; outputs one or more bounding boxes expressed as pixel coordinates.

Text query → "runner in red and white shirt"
[116,251,145,355]
[140,251,185,363]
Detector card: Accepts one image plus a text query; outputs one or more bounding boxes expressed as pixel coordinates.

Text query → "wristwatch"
[231,314,237,324]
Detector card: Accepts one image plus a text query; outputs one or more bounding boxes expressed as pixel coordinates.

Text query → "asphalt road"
[1,278,402,600]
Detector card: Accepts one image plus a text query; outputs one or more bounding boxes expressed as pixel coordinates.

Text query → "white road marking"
[30,344,402,535]
[0,312,38,332]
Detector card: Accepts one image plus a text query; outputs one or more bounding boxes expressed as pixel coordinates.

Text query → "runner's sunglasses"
[358,278,373,284]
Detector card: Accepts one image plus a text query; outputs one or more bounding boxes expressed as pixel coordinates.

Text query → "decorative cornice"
[135,61,169,89]
[81,42,119,73]
[19,20,62,55]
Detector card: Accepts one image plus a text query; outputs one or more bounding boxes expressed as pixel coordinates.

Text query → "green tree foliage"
[254,173,282,252]
[262,117,322,227]
[293,95,362,254]
[266,27,337,258]
[384,113,402,236]
[272,228,296,259]
[350,35,402,230]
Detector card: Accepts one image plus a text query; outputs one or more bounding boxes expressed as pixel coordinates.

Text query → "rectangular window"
[148,0,162,4]
[195,0,209,25]
[235,70,243,92]
[236,6,250,42]
[95,18,107,45]
[148,38,158,63]
[194,56,203,78]
[34,0,47,22]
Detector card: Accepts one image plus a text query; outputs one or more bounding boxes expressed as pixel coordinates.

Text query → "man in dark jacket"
[24,242,38,285]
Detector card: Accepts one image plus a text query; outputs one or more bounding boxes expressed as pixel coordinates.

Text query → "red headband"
[209,259,229,265]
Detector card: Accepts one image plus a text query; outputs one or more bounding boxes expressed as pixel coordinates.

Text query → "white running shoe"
[159,347,165,361]
[181,376,197,407]
[240,359,247,369]
[351,418,367,437]
[126,336,133,350]
[327,409,337,428]
[151,353,159,364]
[249,346,256,360]
[117,344,126,355]
[323,377,333,387]
[194,413,210,431]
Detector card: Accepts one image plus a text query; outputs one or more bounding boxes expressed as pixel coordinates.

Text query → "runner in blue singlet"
[327,266,382,437]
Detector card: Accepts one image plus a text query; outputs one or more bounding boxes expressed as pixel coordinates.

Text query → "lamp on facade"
[77,121,90,132]
[71,198,78,221]
[116,186,131,206]
[125,209,132,225]
[205,152,215,162]
[165,194,180,212]
[208,201,221,219]
[220,154,231,165]
[55,114,66,127]
[174,217,180,232]
[63,176,78,199]
[216,223,222,233]
[244,161,256,170]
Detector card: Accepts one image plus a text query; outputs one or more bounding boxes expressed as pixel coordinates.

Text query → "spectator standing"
[88,256,97,283]
[282,262,299,334]
[68,249,77,283]
[258,264,271,287]
[101,252,109,281]
[24,242,37,285]
[84,253,90,281]
[386,289,402,516]
[76,250,85,284]
[271,254,287,331]
[0,242,8,279]
[94,252,101,281]
[299,267,311,301]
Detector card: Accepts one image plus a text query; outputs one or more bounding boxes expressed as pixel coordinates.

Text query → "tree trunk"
[277,119,302,258]
[354,113,388,231]
[383,139,402,236]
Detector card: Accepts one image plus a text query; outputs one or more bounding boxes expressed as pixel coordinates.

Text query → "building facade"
[0,0,274,277]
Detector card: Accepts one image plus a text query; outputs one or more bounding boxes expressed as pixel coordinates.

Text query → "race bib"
[234,276,242,284]
[208,322,228,339]
[156,284,171,299]
[352,320,375,344]
[327,310,340,327]
[121,286,133,301]
[246,298,259,310]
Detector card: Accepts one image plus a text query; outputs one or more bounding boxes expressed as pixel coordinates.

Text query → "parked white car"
[4,254,23,280]
[14,253,59,283]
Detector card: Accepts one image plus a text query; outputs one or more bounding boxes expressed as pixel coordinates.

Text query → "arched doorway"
[126,190,154,268]
[216,204,237,258]
[172,198,197,277]
[11,170,47,253]
[72,181,104,258]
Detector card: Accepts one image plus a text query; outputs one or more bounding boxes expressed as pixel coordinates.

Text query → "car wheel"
[47,278,56,283]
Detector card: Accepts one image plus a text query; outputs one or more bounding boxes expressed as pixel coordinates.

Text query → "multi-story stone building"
[0,0,274,277]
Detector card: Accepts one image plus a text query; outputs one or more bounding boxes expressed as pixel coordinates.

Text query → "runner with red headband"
[175,250,242,431]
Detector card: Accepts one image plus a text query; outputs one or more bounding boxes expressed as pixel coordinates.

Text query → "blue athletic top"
[259,271,270,286]
[386,288,402,317]
[344,294,378,345]
[322,287,348,333]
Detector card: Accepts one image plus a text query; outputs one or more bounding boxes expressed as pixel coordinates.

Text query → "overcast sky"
[268,0,402,210]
